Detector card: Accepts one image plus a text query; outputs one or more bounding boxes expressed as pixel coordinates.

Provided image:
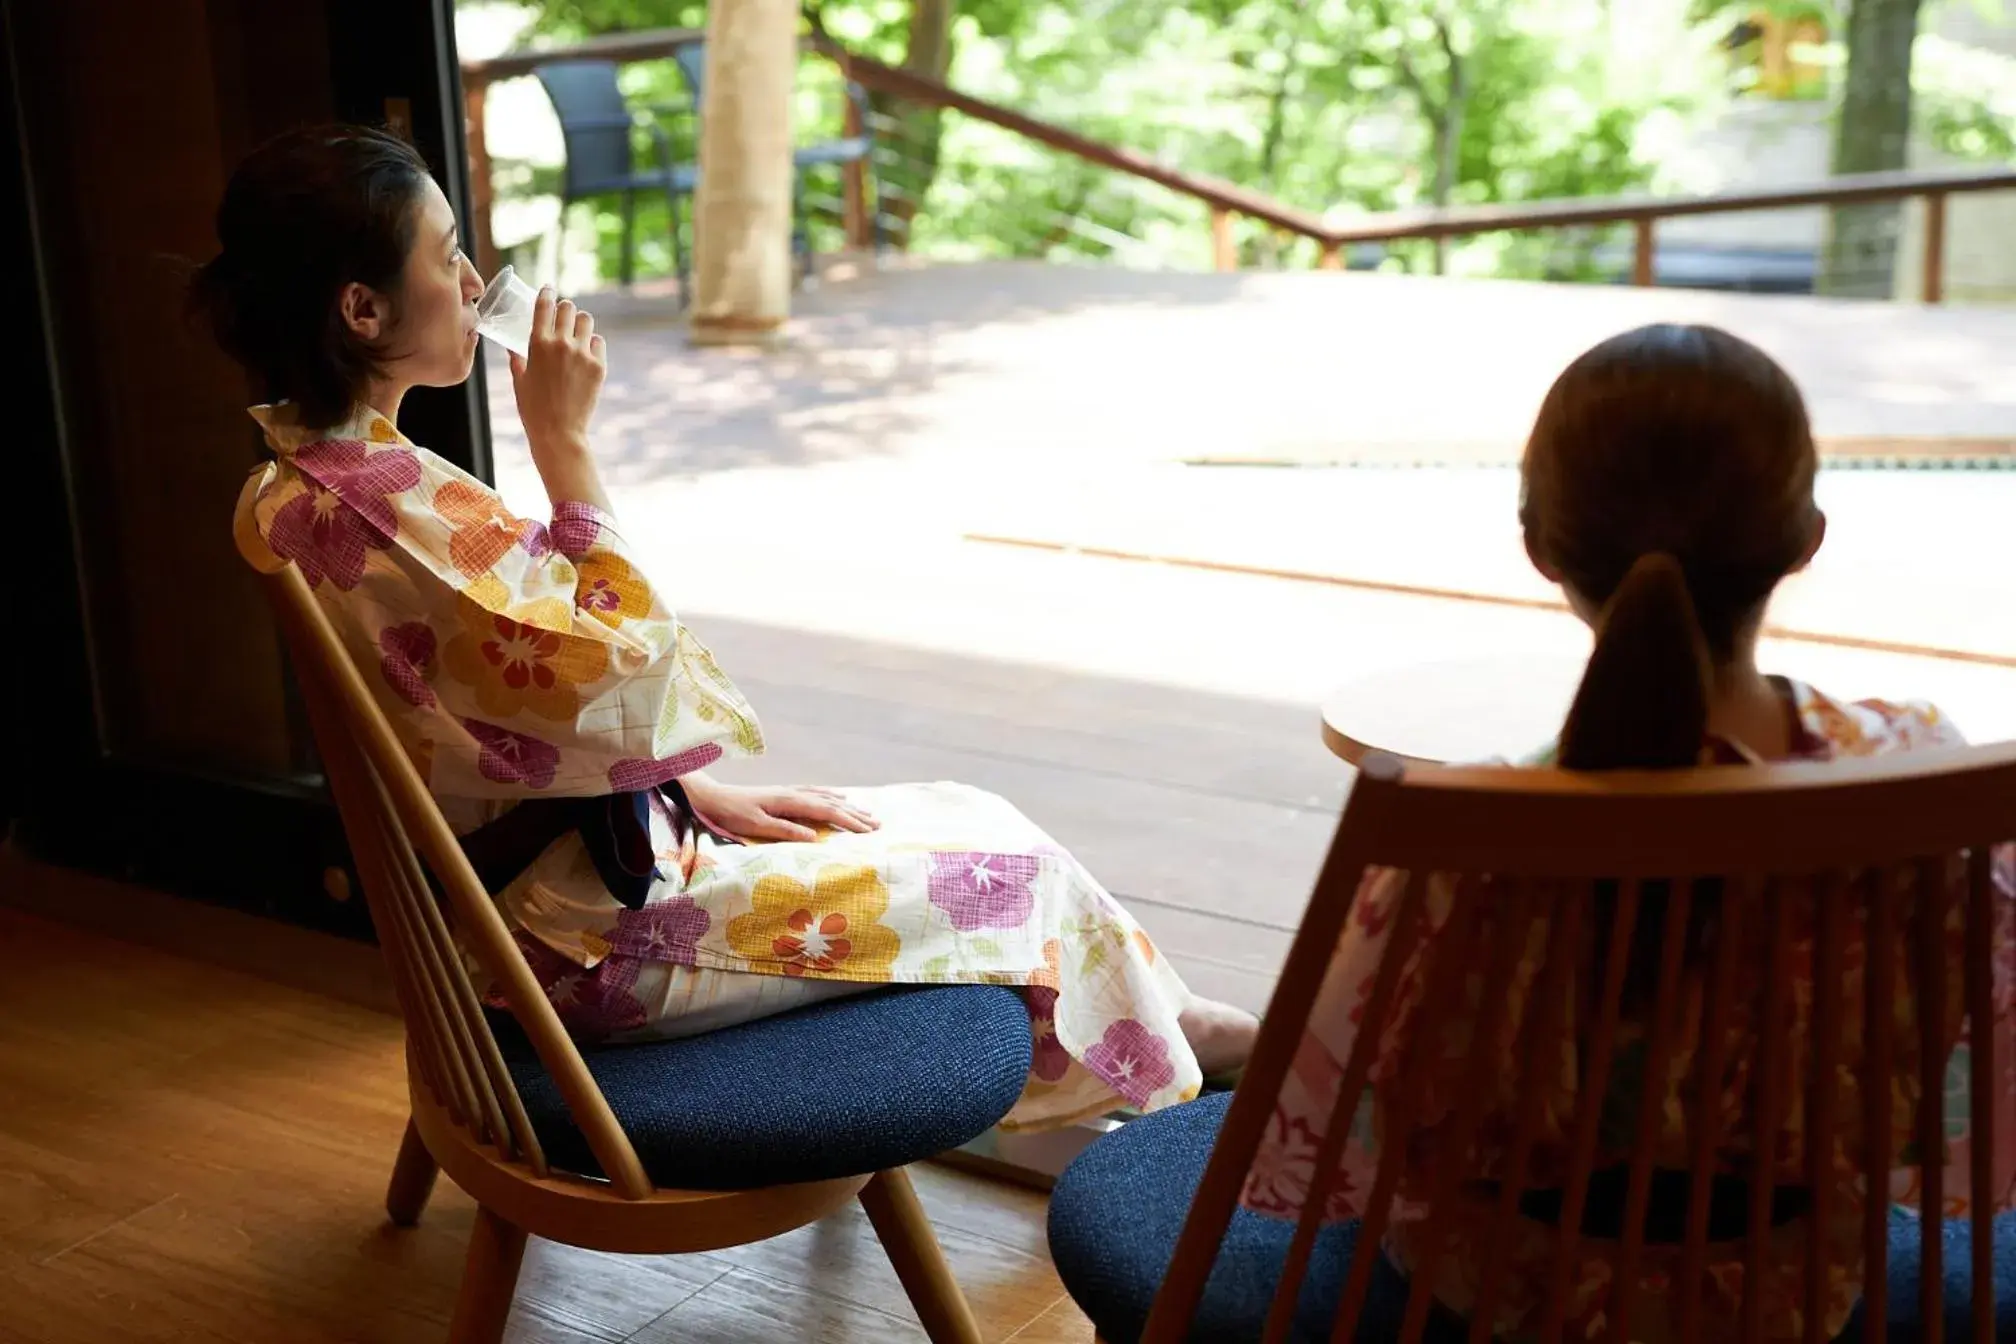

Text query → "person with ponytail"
[199,125,1259,1134]
[1235,325,2015,1340]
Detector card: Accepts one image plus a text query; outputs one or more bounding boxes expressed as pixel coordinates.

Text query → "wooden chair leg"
[447,1205,527,1344]
[859,1168,983,1344]
[384,1116,439,1227]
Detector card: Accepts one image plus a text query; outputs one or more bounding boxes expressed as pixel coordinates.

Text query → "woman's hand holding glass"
[510,286,612,515]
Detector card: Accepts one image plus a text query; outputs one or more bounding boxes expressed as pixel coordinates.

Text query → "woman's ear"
[1791,508,1827,574]
[338,281,389,342]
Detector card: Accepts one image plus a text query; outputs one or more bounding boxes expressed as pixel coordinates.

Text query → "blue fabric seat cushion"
[1049,1092,1456,1344]
[1048,1092,2016,1343]
[486,984,1030,1191]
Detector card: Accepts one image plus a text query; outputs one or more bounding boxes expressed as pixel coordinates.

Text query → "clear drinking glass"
[474,264,539,358]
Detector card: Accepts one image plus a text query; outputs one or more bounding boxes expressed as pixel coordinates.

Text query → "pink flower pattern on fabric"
[1025,986,1072,1082]
[491,931,578,1002]
[1243,1108,1361,1223]
[1083,1018,1175,1108]
[550,500,607,560]
[461,718,561,790]
[927,852,1040,931]
[549,959,650,1040]
[266,439,420,589]
[607,744,725,792]
[605,897,709,966]
[488,932,648,1041]
[1243,1110,1324,1219]
[377,622,438,709]
[552,967,645,1039]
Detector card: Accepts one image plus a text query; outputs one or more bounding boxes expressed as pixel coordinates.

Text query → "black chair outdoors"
[533,59,699,291]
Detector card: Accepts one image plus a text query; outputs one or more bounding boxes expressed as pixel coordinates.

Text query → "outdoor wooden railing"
[1324,165,2016,301]
[809,40,1340,270]
[459,25,2016,301]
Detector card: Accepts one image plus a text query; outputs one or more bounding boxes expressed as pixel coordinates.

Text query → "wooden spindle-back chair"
[263,562,990,1344]
[1143,746,2016,1344]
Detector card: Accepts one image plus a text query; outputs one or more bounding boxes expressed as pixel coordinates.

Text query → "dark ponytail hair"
[1557,552,1712,772]
[1523,324,1818,996]
[189,124,433,427]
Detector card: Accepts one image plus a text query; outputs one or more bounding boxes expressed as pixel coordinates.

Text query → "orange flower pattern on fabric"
[434,479,550,578]
[575,551,654,629]
[726,865,901,979]
[441,597,609,722]
[1029,938,1062,991]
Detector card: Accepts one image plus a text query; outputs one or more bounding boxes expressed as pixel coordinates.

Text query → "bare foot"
[1178,996,1260,1078]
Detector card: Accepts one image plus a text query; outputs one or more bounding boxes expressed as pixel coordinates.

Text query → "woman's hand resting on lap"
[510,286,613,514]
[680,773,880,844]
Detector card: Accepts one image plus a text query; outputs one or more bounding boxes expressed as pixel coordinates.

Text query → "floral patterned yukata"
[1241,683,2016,1342]
[232,403,1200,1129]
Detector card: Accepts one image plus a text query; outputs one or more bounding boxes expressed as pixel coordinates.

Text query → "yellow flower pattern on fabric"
[576,551,654,629]
[452,568,576,637]
[460,572,511,612]
[442,595,610,721]
[726,865,902,979]
[683,627,765,753]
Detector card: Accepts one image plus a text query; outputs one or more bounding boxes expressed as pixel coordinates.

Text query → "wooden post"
[841,93,869,251]
[1922,191,1947,304]
[1211,208,1236,272]
[1316,240,1342,271]
[690,0,797,346]
[465,79,497,279]
[1632,217,1656,287]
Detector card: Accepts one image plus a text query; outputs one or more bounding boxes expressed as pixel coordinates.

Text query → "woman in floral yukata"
[1240,324,2016,1340]
[195,125,1256,1131]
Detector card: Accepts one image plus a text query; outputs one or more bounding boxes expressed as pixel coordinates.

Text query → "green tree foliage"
[498,0,1669,277]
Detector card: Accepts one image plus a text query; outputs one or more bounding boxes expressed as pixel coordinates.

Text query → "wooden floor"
[0,901,1094,1344]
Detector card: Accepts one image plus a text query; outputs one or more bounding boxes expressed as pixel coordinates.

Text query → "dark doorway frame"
[3,0,489,939]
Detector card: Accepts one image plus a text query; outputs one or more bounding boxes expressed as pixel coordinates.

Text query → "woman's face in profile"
[384,177,484,391]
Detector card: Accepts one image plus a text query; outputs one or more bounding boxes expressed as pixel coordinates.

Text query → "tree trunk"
[1429,61,1465,275]
[689,0,797,346]
[1428,16,1465,275]
[879,0,956,248]
[1253,0,1312,269]
[1819,0,1923,298]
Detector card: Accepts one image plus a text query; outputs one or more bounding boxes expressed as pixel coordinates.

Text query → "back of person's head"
[1520,323,1820,772]
[189,125,434,427]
